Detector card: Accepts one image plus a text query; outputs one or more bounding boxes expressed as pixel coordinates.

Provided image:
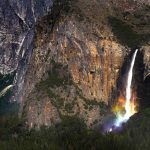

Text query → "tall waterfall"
[124,49,138,120]
[114,49,138,127]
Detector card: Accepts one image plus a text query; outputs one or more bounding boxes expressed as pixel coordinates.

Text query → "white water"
[0,85,13,98]
[124,49,138,119]
[115,49,138,127]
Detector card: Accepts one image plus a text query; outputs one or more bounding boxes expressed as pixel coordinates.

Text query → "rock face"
[0,0,26,74]
[0,0,150,128]
[0,0,53,74]
[0,0,54,105]
[143,46,150,78]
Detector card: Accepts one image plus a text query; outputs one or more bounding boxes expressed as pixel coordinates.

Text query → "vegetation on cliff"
[108,16,150,48]
[0,116,129,150]
[108,5,150,48]
[1,108,150,150]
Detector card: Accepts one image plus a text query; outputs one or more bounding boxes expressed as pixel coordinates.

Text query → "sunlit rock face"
[21,0,150,128]
[9,0,53,26]
[0,0,53,105]
[142,46,150,78]
[0,0,150,128]
[21,0,129,128]
[0,0,53,75]
[0,0,26,74]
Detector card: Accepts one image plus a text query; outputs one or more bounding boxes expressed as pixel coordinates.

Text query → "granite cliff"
[0,0,150,128]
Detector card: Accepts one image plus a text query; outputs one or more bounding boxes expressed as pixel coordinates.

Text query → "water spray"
[109,49,138,131]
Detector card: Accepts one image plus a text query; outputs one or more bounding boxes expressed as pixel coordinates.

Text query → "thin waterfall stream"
[109,49,138,132]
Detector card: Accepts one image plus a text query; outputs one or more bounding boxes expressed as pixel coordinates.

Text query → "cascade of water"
[114,49,138,127]
[0,85,13,98]
[124,49,138,119]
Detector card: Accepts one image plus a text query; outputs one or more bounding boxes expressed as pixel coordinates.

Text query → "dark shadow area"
[0,115,136,150]
[114,49,139,102]
[110,50,132,105]
[140,76,150,108]
[108,16,150,48]
[0,90,19,116]
[134,50,145,109]
[113,49,145,109]
[0,72,19,116]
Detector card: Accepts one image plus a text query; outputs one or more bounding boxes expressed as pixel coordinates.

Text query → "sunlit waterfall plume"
[109,49,138,131]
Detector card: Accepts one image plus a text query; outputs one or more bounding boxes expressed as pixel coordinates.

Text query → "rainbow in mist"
[110,49,138,131]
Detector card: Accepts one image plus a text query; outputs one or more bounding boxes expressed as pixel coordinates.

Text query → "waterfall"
[0,85,13,98]
[124,49,138,120]
[114,49,138,127]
